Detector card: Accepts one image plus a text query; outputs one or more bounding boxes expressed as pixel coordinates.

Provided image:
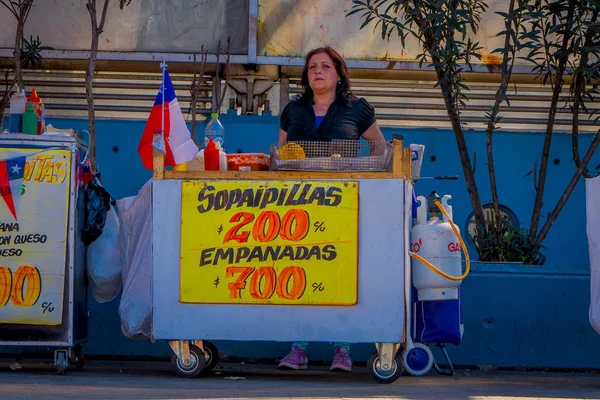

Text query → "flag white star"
[11,164,21,174]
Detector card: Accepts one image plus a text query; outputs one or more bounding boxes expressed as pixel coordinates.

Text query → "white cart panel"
[152,179,407,343]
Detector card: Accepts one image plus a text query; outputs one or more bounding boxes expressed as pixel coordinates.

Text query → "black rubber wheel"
[55,351,67,376]
[201,341,220,374]
[171,345,206,378]
[73,345,85,370]
[368,351,403,384]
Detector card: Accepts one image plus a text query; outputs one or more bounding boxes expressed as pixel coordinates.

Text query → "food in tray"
[279,142,306,160]
[226,153,270,171]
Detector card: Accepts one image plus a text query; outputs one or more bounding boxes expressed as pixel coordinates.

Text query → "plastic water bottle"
[9,90,26,133]
[204,113,225,150]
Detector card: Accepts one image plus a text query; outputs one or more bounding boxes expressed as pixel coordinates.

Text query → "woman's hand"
[278,129,288,148]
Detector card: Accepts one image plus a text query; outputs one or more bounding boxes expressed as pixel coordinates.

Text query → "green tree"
[524,0,600,260]
[85,0,132,173]
[347,0,488,252]
[0,1,50,131]
[0,0,34,91]
[348,0,600,264]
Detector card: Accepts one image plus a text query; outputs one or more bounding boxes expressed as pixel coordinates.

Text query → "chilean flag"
[137,68,198,170]
[0,155,26,221]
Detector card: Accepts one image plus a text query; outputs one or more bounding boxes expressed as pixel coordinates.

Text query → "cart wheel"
[54,349,68,376]
[72,345,85,371]
[171,344,206,378]
[402,343,433,376]
[201,341,220,374]
[368,351,403,384]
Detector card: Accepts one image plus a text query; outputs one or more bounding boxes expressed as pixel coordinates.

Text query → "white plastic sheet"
[117,181,152,339]
[587,176,600,334]
[87,207,122,303]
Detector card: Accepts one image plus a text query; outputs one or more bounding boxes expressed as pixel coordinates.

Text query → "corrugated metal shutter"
[288,78,599,134]
[9,70,213,121]
[5,70,598,134]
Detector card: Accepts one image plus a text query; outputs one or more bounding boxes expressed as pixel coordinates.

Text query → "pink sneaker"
[278,347,308,370]
[330,347,352,372]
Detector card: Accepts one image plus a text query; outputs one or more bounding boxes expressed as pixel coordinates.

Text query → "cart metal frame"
[151,138,413,383]
[0,134,88,374]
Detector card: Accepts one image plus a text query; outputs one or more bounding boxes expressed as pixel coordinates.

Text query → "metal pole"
[248,0,258,64]
[160,60,167,136]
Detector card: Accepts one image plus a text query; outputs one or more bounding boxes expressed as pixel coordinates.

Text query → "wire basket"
[271,139,393,172]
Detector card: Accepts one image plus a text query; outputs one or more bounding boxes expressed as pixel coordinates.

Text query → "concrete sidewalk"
[1,360,599,400]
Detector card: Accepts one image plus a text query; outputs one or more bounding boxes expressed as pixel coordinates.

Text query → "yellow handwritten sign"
[180,181,359,305]
[0,148,70,325]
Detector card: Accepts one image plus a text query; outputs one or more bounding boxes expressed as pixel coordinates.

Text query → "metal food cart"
[0,133,88,374]
[151,138,414,383]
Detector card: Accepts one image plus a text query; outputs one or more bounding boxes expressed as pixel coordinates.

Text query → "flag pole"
[160,60,167,139]
[152,61,168,180]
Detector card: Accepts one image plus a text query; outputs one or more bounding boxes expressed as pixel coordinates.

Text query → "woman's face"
[307,52,340,95]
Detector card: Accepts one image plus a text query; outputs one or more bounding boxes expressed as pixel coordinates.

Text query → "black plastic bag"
[83,174,116,246]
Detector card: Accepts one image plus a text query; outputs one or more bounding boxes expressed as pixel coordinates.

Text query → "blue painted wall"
[4,113,600,368]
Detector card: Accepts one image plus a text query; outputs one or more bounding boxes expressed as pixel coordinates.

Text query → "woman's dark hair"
[299,46,353,103]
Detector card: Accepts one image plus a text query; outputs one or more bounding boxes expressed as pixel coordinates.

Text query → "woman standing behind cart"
[277,46,386,372]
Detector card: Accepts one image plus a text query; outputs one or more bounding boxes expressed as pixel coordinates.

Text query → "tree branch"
[98,0,110,34]
[487,0,517,232]
[86,0,101,173]
[533,129,600,253]
[571,10,598,179]
[23,0,32,23]
[13,0,34,91]
[0,1,19,19]
[530,0,575,236]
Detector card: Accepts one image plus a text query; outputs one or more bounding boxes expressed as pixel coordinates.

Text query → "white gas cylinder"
[410,194,462,301]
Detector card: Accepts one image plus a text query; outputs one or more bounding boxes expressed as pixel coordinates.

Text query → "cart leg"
[169,340,191,367]
[191,340,204,352]
[376,342,400,371]
[54,349,68,375]
[431,343,456,377]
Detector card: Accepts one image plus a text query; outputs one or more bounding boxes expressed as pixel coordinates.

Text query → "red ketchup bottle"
[204,136,220,171]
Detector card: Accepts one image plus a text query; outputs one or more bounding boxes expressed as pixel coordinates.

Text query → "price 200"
[227,266,306,301]
[224,209,310,244]
[0,265,41,307]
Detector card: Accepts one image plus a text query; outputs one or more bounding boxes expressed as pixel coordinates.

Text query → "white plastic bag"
[87,207,122,303]
[117,180,152,339]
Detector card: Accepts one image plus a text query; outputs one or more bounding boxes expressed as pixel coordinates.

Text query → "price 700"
[227,266,306,301]
[0,265,41,307]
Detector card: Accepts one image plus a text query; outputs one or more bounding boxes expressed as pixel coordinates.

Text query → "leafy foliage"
[20,35,53,68]
[474,217,545,265]
[348,0,487,111]
[485,0,541,131]
[347,0,600,265]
